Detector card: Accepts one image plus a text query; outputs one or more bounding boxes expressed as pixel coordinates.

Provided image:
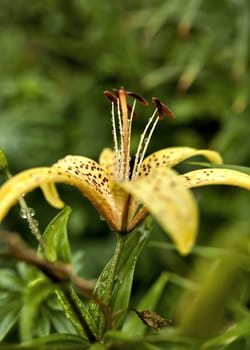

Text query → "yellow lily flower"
[0,88,249,255]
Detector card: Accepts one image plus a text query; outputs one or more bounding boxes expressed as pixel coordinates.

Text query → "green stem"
[98,232,125,337]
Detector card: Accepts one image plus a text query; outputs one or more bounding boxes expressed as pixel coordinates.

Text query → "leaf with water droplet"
[111,218,152,328]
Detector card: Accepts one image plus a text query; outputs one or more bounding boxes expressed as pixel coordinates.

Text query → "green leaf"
[0,299,20,341]
[40,206,97,339]
[88,343,106,350]
[19,277,55,341]
[48,308,76,334]
[0,268,24,292]
[21,333,89,349]
[122,272,169,337]
[177,235,247,339]
[88,219,152,330]
[41,205,72,263]
[111,219,152,328]
[201,313,250,349]
[55,286,98,339]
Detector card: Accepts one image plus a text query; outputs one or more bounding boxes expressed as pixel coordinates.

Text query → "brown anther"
[104,90,118,104]
[125,91,149,106]
[113,88,148,106]
[152,97,176,120]
[112,88,120,97]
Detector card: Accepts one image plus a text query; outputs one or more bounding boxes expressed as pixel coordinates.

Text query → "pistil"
[118,88,131,181]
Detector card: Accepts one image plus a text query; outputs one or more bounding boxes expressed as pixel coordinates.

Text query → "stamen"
[105,89,175,182]
[131,109,159,180]
[152,97,176,120]
[111,102,118,153]
[104,90,118,105]
[125,91,149,106]
[127,99,137,174]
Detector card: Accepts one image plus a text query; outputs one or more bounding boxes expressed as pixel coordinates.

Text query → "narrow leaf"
[0,299,20,341]
[19,277,55,341]
[201,314,250,349]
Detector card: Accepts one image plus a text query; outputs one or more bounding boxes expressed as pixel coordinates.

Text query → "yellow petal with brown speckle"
[180,168,250,190]
[0,156,119,230]
[139,147,222,178]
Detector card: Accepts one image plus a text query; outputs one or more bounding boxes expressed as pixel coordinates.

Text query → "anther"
[125,91,149,106]
[152,97,176,120]
[104,90,118,104]
[113,88,148,106]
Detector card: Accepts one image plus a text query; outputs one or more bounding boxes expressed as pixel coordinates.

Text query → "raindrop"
[29,219,39,230]
[20,207,36,219]
[20,208,27,219]
[28,207,36,217]
[100,270,109,282]
[99,215,105,222]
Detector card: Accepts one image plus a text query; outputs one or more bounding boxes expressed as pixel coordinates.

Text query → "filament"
[131,109,159,180]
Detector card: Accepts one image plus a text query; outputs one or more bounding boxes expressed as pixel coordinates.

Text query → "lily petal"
[99,148,115,179]
[40,182,65,208]
[139,147,223,177]
[0,156,119,229]
[180,168,250,190]
[120,167,199,255]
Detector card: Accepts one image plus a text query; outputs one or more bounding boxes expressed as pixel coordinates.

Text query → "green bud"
[0,149,9,175]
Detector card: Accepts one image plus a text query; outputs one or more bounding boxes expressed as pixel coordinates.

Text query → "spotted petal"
[139,147,222,177]
[99,148,115,179]
[180,168,250,190]
[120,167,199,255]
[0,156,119,230]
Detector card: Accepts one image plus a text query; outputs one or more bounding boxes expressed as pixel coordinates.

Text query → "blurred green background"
[0,0,249,335]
